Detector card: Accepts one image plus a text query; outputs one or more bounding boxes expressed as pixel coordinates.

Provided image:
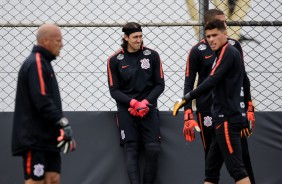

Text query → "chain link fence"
[1,0,282,111]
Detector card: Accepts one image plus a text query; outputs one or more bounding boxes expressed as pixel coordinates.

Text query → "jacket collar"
[32,45,56,62]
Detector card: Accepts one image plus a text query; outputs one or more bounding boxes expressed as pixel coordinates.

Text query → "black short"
[196,112,214,154]
[205,121,248,183]
[116,108,161,145]
[22,150,61,180]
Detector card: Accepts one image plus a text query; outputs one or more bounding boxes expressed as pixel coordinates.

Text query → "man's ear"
[124,35,129,41]
[224,30,228,38]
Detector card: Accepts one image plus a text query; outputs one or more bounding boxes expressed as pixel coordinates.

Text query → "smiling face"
[205,28,228,51]
[124,32,142,52]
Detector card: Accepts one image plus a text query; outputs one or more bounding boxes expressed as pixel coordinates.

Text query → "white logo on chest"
[140,58,150,69]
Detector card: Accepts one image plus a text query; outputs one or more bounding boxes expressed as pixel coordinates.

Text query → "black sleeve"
[233,40,243,56]
[145,52,165,103]
[107,57,132,106]
[243,71,252,106]
[190,46,232,99]
[183,47,198,110]
[28,62,62,124]
[233,40,252,106]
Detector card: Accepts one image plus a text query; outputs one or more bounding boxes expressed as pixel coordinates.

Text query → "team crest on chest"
[140,58,150,69]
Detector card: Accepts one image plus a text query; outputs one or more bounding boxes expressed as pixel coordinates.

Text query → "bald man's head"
[36,23,63,57]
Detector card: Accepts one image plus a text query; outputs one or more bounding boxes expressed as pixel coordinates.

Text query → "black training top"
[184,38,251,113]
[189,42,246,123]
[107,46,165,110]
[12,45,63,156]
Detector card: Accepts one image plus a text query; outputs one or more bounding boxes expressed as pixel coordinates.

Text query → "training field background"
[1,0,282,184]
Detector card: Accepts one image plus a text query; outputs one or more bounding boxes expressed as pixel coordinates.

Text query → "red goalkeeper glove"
[137,99,149,118]
[56,117,76,154]
[241,101,255,138]
[183,109,200,142]
[247,101,255,129]
[128,99,139,116]
[129,99,149,118]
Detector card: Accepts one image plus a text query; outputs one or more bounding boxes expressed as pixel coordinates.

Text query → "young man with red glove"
[178,19,252,184]
[182,9,256,184]
[107,22,165,184]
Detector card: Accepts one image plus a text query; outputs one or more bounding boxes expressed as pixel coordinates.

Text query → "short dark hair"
[204,9,224,25]
[205,19,226,32]
[121,22,143,49]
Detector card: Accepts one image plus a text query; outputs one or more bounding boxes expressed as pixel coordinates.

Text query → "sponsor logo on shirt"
[198,44,207,50]
[140,58,150,69]
[122,65,129,69]
[143,49,151,55]
[215,124,222,129]
[117,54,124,60]
[205,55,213,59]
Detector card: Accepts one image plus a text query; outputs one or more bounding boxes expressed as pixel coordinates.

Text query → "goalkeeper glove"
[128,99,139,116]
[137,99,149,118]
[247,101,255,129]
[241,119,253,138]
[129,99,149,118]
[173,92,192,116]
[57,117,76,154]
[183,109,200,142]
[241,101,255,138]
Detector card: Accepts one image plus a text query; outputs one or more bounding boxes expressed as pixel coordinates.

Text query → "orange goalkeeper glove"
[247,101,255,129]
[183,109,200,142]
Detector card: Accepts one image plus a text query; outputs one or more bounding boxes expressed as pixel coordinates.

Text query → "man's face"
[125,32,142,52]
[205,28,228,51]
[45,30,63,56]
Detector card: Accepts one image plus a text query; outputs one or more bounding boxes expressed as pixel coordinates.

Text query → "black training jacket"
[12,45,63,156]
[184,38,251,113]
[107,46,165,110]
[189,42,246,123]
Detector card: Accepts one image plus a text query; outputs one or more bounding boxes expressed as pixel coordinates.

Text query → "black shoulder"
[227,38,242,52]
[108,49,124,61]
[191,39,209,52]
[142,46,159,56]
[227,44,241,58]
